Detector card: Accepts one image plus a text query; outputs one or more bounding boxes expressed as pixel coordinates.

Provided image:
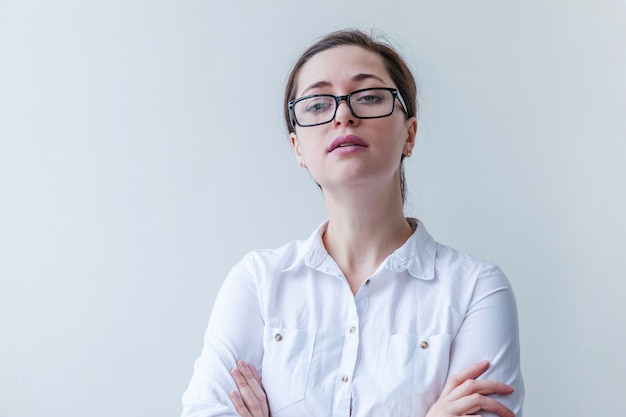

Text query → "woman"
[182,29,524,417]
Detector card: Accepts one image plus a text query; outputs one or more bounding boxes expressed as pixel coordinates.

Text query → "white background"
[1,1,625,416]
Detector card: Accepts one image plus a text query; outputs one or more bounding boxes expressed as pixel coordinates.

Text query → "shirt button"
[349,326,357,334]
[342,375,349,383]
[275,334,283,342]
[365,279,371,286]
[420,341,429,349]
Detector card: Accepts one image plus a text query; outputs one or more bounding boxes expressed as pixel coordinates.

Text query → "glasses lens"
[294,96,336,126]
[350,89,394,118]
[292,89,396,127]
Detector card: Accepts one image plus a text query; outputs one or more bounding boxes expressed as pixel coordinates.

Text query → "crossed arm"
[183,255,523,416]
[229,360,516,417]
[225,262,522,417]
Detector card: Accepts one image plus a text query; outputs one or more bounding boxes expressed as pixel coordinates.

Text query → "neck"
[321,180,414,294]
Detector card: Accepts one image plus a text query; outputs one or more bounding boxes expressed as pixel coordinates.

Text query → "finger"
[237,361,260,387]
[231,368,263,416]
[452,393,515,417]
[441,360,490,397]
[449,378,515,401]
[248,363,262,385]
[237,361,269,417]
[246,363,269,417]
[229,390,252,417]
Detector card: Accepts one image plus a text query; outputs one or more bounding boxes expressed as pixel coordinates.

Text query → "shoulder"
[408,220,509,288]
[434,241,507,283]
[233,222,326,280]
[227,236,311,288]
[431,241,515,314]
[242,238,307,270]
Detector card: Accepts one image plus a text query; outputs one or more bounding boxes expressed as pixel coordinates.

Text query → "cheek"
[379,122,408,151]
[296,142,313,161]
[295,131,325,157]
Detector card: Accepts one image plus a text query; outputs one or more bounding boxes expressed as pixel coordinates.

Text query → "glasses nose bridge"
[333,93,356,117]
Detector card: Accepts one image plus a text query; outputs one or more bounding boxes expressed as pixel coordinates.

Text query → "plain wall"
[1,1,625,416]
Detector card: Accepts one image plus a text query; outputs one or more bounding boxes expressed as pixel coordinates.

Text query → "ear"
[403,117,418,156]
[290,132,306,167]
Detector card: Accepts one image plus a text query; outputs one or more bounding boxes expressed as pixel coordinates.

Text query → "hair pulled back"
[283,29,418,204]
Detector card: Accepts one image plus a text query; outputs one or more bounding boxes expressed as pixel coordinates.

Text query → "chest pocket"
[262,327,316,414]
[378,333,451,417]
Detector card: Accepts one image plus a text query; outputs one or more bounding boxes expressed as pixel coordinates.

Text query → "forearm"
[182,256,265,417]
[447,264,524,416]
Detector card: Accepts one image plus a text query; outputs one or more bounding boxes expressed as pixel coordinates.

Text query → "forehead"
[296,45,392,95]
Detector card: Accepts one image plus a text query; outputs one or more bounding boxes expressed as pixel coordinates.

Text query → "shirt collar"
[283,218,436,281]
[385,218,436,280]
[282,221,330,272]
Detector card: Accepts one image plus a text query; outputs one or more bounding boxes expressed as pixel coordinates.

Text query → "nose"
[333,98,358,127]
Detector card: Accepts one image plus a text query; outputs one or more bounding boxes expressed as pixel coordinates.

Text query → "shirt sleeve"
[446,263,525,417]
[181,254,264,417]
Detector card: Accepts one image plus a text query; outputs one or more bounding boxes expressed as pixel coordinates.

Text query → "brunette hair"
[284,29,418,203]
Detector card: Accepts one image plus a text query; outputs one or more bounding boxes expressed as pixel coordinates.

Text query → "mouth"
[328,135,368,152]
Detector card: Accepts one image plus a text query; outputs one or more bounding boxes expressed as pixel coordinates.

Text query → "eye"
[353,90,387,105]
[302,97,334,114]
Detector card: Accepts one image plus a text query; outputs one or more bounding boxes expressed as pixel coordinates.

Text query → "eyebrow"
[301,73,388,96]
[352,73,386,84]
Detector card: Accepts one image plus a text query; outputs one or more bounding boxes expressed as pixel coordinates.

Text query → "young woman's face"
[290,45,417,197]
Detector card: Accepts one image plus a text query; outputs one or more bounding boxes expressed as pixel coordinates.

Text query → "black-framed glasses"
[288,87,408,128]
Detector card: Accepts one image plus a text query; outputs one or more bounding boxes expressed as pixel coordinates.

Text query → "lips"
[328,135,368,152]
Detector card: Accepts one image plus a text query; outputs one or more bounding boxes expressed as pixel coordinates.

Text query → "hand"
[229,360,270,417]
[425,360,515,417]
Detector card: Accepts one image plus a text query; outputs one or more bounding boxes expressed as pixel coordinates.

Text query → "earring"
[404,151,412,157]
[299,161,306,168]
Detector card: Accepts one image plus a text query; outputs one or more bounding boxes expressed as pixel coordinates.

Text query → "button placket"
[336,300,359,401]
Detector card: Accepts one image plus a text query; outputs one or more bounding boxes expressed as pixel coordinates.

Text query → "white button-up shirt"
[182,220,524,417]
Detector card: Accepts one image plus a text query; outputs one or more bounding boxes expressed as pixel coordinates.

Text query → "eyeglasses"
[288,87,408,128]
